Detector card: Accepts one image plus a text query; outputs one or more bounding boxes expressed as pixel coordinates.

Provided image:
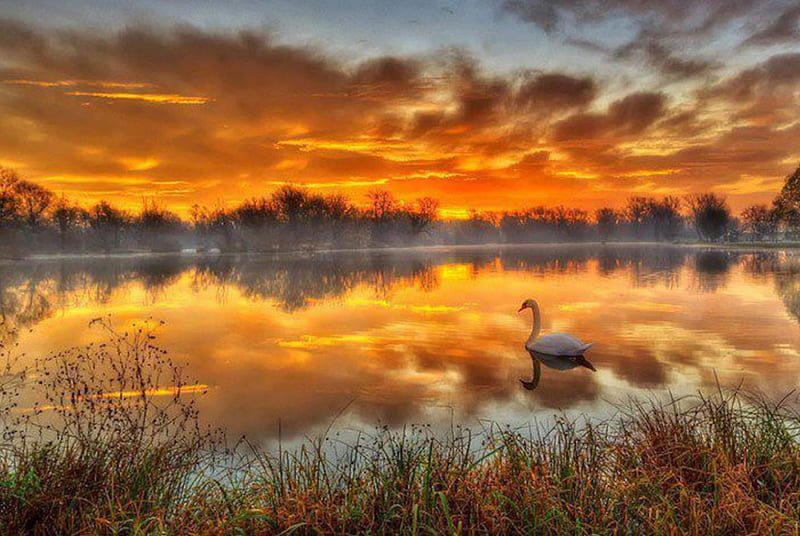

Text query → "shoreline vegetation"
[3,164,800,259]
[1,324,800,534]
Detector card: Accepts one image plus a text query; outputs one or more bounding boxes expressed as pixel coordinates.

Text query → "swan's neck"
[527,303,541,345]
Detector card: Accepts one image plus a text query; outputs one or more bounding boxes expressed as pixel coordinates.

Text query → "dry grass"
[0,325,799,534]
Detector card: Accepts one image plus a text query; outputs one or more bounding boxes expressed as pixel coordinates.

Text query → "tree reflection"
[1,245,800,441]
[0,267,55,344]
[692,250,734,293]
[0,246,751,344]
[743,252,800,324]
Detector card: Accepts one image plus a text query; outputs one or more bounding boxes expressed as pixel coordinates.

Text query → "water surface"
[3,245,800,443]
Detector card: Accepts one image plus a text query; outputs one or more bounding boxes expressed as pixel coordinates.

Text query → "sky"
[1,0,799,216]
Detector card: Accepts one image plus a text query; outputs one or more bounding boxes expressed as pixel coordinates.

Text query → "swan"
[518,298,595,371]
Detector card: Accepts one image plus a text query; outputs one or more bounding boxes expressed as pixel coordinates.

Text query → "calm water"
[3,244,800,443]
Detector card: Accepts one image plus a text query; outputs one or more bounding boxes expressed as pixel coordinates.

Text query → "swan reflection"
[520,351,597,390]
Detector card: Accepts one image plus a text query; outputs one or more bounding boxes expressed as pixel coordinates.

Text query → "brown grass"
[0,324,799,534]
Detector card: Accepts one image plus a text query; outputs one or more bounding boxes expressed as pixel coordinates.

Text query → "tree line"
[1,165,799,256]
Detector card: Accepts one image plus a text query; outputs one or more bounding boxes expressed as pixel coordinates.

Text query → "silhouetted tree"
[0,169,54,230]
[555,206,589,239]
[0,167,21,226]
[273,186,310,223]
[455,211,499,244]
[685,193,731,241]
[321,194,353,222]
[595,208,618,242]
[234,198,277,229]
[367,190,399,245]
[741,204,779,241]
[189,204,209,234]
[15,180,53,229]
[624,197,654,238]
[136,200,182,251]
[52,196,86,249]
[407,197,439,236]
[651,196,682,241]
[368,190,396,222]
[15,161,800,255]
[207,207,238,252]
[621,196,682,240]
[88,201,129,251]
[773,164,800,236]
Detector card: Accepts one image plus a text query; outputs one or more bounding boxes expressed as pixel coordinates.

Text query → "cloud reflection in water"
[2,245,800,443]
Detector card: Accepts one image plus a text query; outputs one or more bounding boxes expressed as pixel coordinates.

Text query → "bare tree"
[773,164,800,235]
[624,197,652,238]
[14,180,53,229]
[0,167,21,225]
[367,190,397,222]
[740,204,779,241]
[89,201,129,251]
[135,200,183,251]
[408,197,439,235]
[595,207,618,242]
[685,193,731,242]
[52,196,86,248]
[651,196,682,241]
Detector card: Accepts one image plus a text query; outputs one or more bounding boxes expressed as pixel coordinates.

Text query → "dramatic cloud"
[613,35,717,80]
[744,4,800,46]
[501,0,780,37]
[502,1,795,82]
[552,91,667,141]
[710,52,800,100]
[0,14,798,214]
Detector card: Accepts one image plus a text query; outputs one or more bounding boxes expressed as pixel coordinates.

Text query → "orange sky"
[1,3,799,217]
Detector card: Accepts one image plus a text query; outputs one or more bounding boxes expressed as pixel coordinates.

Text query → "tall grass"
[0,325,799,534]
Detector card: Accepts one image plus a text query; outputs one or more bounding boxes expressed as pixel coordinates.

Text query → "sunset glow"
[1,1,799,214]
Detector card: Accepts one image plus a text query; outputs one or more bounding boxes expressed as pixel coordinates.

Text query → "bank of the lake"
[1,389,798,535]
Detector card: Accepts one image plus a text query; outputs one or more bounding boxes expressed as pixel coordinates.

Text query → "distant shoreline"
[1,240,798,264]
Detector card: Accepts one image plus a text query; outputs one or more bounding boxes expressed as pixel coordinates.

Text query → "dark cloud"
[702,52,800,126]
[552,91,667,141]
[516,150,550,166]
[715,52,800,99]
[501,0,796,81]
[744,4,800,46]
[502,0,561,33]
[503,1,732,83]
[501,0,776,36]
[406,56,598,145]
[349,56,427,100]
[614,36,717,80]
[516,72,596,109]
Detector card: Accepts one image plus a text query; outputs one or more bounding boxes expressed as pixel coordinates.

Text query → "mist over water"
[2,244,800,445]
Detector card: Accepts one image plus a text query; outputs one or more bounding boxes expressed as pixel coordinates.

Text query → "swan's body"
[526,333,593,357]
[518,298,595,376]
[530,347,592,369]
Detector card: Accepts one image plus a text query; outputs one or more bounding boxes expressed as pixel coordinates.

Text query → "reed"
[0,326,799,534]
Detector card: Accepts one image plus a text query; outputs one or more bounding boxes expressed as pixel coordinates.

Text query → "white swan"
[518,298,595,371]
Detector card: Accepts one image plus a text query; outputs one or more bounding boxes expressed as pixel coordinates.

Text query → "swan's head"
[518,298,537,312]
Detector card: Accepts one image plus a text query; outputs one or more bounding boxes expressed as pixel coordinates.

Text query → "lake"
[3,244,800,445]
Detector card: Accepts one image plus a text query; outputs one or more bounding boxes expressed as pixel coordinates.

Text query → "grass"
[1,325,799,534]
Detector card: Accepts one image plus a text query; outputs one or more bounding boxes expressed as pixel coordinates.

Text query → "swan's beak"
[517,305,527,312]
